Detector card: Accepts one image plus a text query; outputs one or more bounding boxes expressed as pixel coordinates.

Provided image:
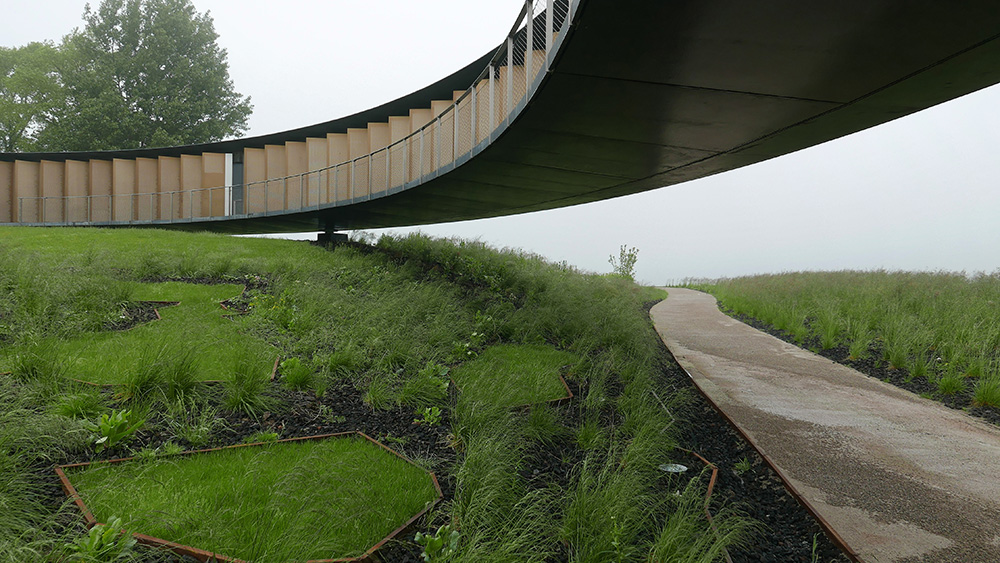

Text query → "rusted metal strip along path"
[650,288,1000,563]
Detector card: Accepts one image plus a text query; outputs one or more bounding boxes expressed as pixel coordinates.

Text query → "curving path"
[651,288,1000,563]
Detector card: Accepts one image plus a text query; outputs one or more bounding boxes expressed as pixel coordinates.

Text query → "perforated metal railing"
[17,0,577,226]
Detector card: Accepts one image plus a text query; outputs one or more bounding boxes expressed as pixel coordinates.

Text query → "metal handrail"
[15,0,577,225]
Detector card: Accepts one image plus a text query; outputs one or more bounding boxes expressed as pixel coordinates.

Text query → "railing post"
[435,117,442,172]
[546,0,554,62]
[506,37,514,119]
[471,81,477,147]
[526,0,533,93]
[367,154,372,200]
[419,129,425,181]
[489,65,495,140]
[351,159,356,201]
[402,139,408,187]
[453,104,459,160]
[384,148,390,193]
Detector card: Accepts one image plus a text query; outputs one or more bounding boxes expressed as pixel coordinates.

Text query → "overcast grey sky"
[6,1,1000,283]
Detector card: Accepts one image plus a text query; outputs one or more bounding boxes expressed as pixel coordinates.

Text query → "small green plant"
[413,406,443,426]
[223,349,275,417]
[363,377,395,411]
[52,392,106,419]
[67,516,136,561]
[82,409,145,452]
[575,419,605,451]
[733,457,751,475]
[160,441,183,456]
[415,524,459,562]
[973,378,1000,408]
[608,245,639,281]
[399,362,449,409]
[937,371,966,395]
[317,404,346,424]
[167,396,223,448]
[280,357,314,391]
[243,430,279,444]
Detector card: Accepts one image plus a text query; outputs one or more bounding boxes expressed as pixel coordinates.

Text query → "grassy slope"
[696,270,1000,409]
[0,227,750,562]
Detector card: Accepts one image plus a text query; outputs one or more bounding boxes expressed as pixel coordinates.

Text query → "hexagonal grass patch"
[46,281,276,385]
[56,433,441,562]
[451,343,577,408]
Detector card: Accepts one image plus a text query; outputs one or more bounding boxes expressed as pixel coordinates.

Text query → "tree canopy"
[0,42,65,152]
[0,0,252,152]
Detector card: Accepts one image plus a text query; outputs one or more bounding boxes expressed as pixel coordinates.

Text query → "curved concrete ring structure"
[3,0,1000,233]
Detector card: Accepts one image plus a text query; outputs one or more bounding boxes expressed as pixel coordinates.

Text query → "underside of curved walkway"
[651,288,1000,563]
[5,1,1000,233]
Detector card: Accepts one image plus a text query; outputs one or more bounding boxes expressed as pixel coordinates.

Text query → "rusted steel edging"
[55,431,443,563]
[676,447,734,563]
[668,352,864,563]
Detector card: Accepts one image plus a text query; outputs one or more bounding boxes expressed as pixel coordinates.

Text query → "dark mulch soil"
[719,306,1000,429]
[101,301,165,331]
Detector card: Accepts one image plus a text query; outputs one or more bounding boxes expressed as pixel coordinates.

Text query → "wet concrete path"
[651,288,1000,563]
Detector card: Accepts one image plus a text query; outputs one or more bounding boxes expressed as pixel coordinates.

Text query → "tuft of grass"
[51,390,106,419]
[973,377,1000,408]
[936,371,967,396]
[363,377,396,411]
[398,362,449,409]
[575,418,606,451]
[279,357,314,391]
[166,396,224,448]
[523,404,566,448]
[223,348,276,417]
[450,344,576,408]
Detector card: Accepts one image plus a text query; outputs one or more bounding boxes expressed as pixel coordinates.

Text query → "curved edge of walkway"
[651,288,1000,563]
[663,329,864,562]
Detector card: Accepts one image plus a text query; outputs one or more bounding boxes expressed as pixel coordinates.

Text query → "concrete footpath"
[651,288,1000,563]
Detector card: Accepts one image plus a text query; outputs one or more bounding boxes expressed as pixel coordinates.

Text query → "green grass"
[66,435,438,561]
[0,227,754,562]
[696,270,1000,410]
[451,344,577,408]
[5,282,276,386]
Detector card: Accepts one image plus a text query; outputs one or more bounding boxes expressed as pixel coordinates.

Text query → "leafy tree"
[0,42,65,152]
[38,0,252,151]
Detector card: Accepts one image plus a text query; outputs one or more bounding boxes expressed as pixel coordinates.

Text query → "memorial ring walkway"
[650,288,1000,563]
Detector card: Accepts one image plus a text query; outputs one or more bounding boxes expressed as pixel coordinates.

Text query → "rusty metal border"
[55,431,443,563]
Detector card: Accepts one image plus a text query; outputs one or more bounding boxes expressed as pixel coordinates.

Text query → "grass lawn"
[12,281,276,385]
[451,344,577,407]
[64,434,439,561]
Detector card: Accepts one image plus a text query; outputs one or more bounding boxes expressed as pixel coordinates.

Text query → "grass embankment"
[0,226,752,562]
[67,435,438,561]
[696,270,1000,410]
